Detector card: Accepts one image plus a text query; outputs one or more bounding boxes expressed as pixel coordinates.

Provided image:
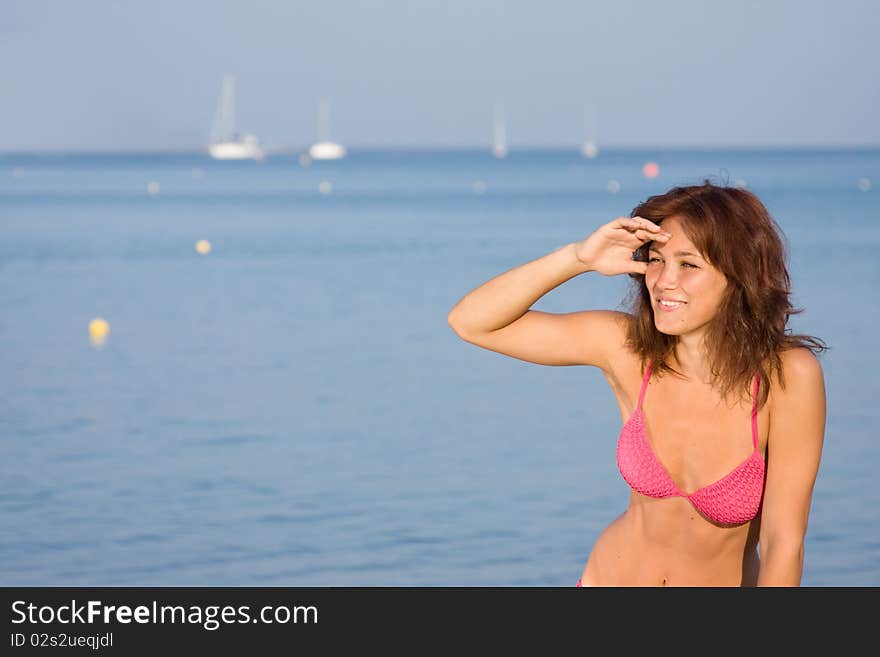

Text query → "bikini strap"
[637,360,653,411]
[751,374,760,449]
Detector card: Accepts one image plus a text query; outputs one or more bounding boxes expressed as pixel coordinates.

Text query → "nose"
[653,261,681,289]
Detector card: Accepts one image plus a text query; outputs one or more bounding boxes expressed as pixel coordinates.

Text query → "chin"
[652,316,688,336]
[654,314,712,340]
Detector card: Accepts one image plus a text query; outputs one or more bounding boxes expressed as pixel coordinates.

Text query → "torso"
[579,342,772,586]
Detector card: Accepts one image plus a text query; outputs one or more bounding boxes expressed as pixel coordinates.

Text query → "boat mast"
[221,75,237,141]
[317,98,331,143]
[493,103,507,158]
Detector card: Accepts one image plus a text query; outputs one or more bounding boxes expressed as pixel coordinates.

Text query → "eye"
[648,257,699,269]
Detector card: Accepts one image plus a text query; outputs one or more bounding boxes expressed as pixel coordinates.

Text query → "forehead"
[649,216,702,257]
[648,241,704,258]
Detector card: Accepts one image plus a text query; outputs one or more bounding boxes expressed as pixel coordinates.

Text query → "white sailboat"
[492,103,508,159]
[581,105,599,158]
[308,98,346,160]
[209,75,264,161]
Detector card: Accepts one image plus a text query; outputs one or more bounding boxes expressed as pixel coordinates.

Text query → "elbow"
[447,309,462,335]
[759,524,807,556]
[447,305,494,343]
[759,526,806,560]
[758,536,805,586]
[447,308,470,338]
[447,311,483,345]
[760,538,804,562]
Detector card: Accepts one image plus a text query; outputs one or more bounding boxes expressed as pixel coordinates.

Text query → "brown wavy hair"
[620,179,828,409]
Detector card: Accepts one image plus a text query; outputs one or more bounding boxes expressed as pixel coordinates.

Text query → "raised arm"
[757,347,827,586]
[447,217,669,370]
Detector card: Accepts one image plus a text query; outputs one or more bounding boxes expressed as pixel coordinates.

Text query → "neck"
[672,334,714,384]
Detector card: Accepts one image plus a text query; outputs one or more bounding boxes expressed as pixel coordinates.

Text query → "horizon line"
[2,143,879,156]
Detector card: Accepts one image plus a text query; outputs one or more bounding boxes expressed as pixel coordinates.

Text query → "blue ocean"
[1,148,877,586]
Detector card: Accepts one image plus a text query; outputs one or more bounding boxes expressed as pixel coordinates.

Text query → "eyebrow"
[648,246,703,259]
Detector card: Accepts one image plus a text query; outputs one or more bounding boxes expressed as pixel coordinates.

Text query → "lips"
[657,298,686,312]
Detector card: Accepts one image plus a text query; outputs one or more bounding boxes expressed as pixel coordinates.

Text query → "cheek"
[692,287,725,316]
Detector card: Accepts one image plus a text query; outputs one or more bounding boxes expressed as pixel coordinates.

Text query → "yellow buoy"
[89,317,110,347]
[195,239,212,255]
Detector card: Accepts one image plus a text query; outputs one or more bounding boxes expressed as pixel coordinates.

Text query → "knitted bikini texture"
[616,361,765,525]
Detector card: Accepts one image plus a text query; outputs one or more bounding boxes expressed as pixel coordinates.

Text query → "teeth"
[660,300,684,307]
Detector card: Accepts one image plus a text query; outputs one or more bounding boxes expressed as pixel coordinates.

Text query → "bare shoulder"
[768,347,827,432]
[774,347,825,395]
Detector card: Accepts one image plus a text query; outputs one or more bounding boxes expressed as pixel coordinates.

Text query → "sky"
[2,0,879,151]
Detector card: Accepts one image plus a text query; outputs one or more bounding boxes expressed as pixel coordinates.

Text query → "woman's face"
[645,215,728,340]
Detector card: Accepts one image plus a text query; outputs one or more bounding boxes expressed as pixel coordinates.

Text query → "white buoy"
[581,141,599,158]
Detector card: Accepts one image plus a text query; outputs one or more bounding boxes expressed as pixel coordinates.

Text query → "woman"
[447,180,828,587]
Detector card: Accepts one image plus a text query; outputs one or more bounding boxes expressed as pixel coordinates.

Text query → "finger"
[618,218,652,237]
[634,228,669,243]
[631,261,649,276]
[630,216,664,232]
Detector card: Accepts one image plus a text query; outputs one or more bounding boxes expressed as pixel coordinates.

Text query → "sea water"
[1,147,877,585]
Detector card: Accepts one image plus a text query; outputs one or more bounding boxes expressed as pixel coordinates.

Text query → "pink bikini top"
[616,360,765,525]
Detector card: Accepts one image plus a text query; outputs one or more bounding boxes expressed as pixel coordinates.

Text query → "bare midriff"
[579,492,760,587]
